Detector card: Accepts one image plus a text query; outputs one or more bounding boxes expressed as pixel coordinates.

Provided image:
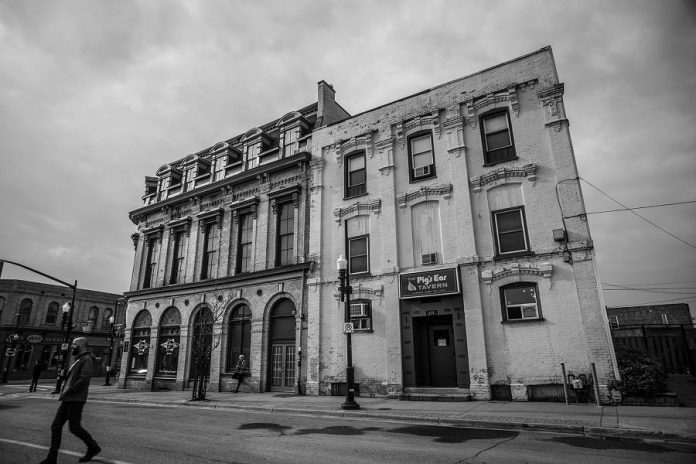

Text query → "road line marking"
[0,438,137,464]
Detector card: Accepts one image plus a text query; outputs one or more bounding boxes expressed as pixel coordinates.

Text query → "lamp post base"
[340,399,360,410]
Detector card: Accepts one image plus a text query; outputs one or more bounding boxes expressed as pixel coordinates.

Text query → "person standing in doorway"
[232,354,248,393]
[29,360,43,392]
[39,337,101,464]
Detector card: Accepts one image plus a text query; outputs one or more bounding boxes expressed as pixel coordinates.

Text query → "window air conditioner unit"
[414,165,431,178]
[421,252,438,265]
[350,303,368,318]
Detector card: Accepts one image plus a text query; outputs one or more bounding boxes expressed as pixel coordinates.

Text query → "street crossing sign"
[343,322,354,334]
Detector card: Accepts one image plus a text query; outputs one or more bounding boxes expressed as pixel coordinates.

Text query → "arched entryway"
[267,299,296,392]
[189,306,213,399]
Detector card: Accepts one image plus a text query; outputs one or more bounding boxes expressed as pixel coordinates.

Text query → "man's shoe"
[78,444,101,462]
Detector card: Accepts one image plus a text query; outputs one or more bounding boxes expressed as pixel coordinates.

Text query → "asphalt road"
[0,398,694,464]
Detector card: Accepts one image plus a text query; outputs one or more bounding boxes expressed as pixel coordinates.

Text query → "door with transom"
[268,299,296,392]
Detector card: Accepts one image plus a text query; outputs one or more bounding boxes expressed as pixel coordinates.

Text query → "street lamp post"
[53,284,77,394]
[337,255,359,410]
[103,316,116,386]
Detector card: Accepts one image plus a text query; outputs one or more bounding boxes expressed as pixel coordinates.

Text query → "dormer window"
[276,111,311,157]
[241,127,273,170]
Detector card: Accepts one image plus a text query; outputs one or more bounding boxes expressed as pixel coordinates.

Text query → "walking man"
[29,360,43,392]
[39,337,101,464]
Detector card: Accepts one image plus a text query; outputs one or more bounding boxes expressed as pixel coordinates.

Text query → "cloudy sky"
[1,0,694,313]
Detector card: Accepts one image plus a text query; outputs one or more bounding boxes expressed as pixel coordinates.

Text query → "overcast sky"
[1,0,694,314]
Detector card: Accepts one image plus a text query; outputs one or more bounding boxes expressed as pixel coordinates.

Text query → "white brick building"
[306,46,619,402]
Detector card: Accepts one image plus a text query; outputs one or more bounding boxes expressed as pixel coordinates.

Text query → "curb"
[84,395,696,446]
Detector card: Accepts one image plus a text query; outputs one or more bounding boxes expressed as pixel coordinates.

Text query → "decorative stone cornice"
[131,233,140,250]
[229,197,259,223]
[538,83,568,130]
[397,183,453,208]
[196,207,224,229]
[481,262,553,284]
[142,224,164,243]
[309,158,324,191]
[333,199,382,223]
[334,131,376,165]
[469,164,537,192]
[395,111,441,147]
[166,216,192,236]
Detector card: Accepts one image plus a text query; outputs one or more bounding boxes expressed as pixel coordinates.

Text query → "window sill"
[343,191,369,201]
[493,251,535,261]
[409,174,436,184]
[348,272,372,280]
[501,317,545,324]
[351,329,373,333]
[483,156,519,168]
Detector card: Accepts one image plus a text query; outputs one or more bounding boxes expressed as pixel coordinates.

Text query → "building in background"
[307,46,618,402]
[122,86,348,392]
[0,279,125,382]
[606,303,693,328]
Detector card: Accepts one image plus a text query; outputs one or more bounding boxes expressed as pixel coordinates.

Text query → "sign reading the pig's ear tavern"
[399,267,460,299]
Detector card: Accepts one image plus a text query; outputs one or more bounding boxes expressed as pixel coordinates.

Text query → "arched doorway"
[267,299,296,392]
[189,307,213,399]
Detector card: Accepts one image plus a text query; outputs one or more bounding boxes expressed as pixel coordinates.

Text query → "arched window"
[268,299,296,391]
[101,308,113,329]
[189,307,213,381]
[19,298,33,325]
[45,302,59,325]
[0,296,6,322]
[156,307,181,377]
[129,310,152,375]
[88,306,99,328]
[226,304,251,371]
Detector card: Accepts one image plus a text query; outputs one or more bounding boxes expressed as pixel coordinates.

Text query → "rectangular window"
[143,238,158,289]
[237,213,254,273]
[481,110,516,165]
[409,133,435,181]
[200,222,219,280]
[501,284,541,321]
[345,152,366,198]
[277,202,295,266]
[346,215,369,274]
[493,207,529,256]
[609,315,620,328]
[283,130,297,157]
[246,144,260,169]
[661,313,669,325]
[350,301,372,331]
[170,230,186,284]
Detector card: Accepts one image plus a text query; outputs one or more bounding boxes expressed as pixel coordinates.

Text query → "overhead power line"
[579,177,696,249]
[586,200,696,215]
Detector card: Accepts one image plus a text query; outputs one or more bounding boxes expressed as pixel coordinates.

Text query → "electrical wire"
[579,177,696,249]
[586,200,696,215]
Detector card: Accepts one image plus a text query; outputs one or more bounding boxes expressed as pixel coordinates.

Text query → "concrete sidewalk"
[3,379,695,445]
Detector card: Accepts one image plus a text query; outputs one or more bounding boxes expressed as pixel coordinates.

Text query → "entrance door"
[428,323,457,386]
[268,299,296,392]
[270,344,296,391]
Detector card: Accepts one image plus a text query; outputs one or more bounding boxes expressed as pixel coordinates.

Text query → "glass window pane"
[350,237,367,255]
[486,131,511,151]
[522,306,538,318]
[484,113,508,133]
[499,232,526,253]
[413,151,433,169]
[505,287,536,306]
[349,170,366,186]
[507,306,523,319]
[348,155,365,171]
[411,135,432,154]
[496,210,522,233]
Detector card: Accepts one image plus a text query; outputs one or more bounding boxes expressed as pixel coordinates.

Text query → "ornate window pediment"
[394,111,441,147]
[333,130,376,165]
[481,262,552,284]
[333,199,381,223]
[470,164,537,192]
[463,81,536,128]
[397,183,453,208]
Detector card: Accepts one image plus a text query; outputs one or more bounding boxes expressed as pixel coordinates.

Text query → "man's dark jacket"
[60,352,94,403]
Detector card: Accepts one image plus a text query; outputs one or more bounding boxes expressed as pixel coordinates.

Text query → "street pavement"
[2,378,695,446]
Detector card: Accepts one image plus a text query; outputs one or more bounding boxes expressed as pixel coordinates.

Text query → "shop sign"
[399,267,460,299]
[26,334,43,344]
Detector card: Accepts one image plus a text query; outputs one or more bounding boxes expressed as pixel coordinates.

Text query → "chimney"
[316,80,349,128]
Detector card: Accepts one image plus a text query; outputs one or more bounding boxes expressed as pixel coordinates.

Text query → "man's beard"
[72,348,80,356]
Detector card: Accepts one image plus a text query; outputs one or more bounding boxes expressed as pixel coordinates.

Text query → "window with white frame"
[350,300,372,331]
[480,109,516,165]
[500,283,542,321]
[493,207,530,256]
[345,151,367,198]
[346,215,369,275]
[408,132,435,181]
